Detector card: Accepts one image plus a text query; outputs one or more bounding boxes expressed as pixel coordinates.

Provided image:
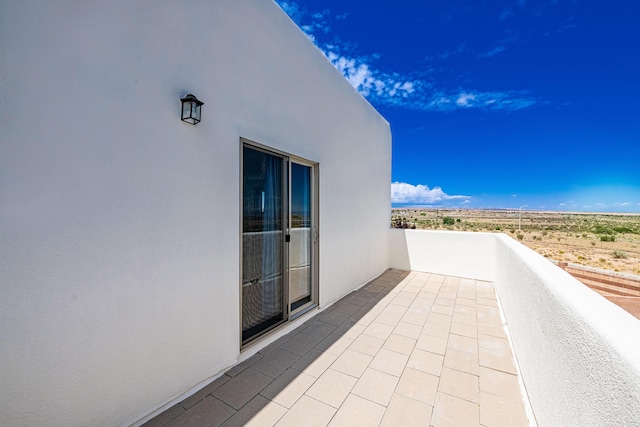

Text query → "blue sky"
[277,1,640,213]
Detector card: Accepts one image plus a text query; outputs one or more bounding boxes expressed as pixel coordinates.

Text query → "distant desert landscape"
[391,208,640,277]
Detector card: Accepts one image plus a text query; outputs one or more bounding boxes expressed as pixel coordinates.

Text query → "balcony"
[141,230,640,427]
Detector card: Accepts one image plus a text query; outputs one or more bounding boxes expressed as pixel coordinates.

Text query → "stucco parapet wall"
[494,234,640,426]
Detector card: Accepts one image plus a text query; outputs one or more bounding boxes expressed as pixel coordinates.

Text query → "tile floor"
[143,269,533,427]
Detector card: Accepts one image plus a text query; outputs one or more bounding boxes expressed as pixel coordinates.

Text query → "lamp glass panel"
[182,101,191,121]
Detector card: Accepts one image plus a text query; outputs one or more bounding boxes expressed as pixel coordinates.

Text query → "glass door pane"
[289,162,313,312]
[242,146,285,344]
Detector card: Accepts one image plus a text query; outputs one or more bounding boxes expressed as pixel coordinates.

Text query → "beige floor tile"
[401,310,430,326]
[221,395,286,427]
[431,304,455,316]
[351,367,399,406]
[407,301,432,313]
[363,322,395,340]
[418,290,438,300]
[416,334,448,355]
[454,305,477,317]
[383,334,417,355]
[330,349,373,378]
[390,294,416,308]
[450,322,478,339]
[431,392,480,427]
[478,366,522,402]
[438,367,479,403]
[369,348,409,377]
[395,367,439,405]
[433,297,456,309]
[349,334,385,356]
[380,393,433,427]
[376,310,406,327]
[477,297,498,307]
[260,368,316,408]
[333,321,362,338]
[477,334,510,351]
[423,281,442,292]
[152,271,534,427]
[447,334,478,354]
[439,291,458,300]
[275,395,336,427]
[427,312,453,326]
[479,392,529,427]
[443,347,479,376]
[478,347,517,375]
[305,368,357,408]
[328,394,386,427]
[455,297,477,308]
[407,348,444,376]
[428,273,445,282]
[354,311,378,327]
[423,321,451,339]
[166,397,234,427]
[394,322,423,339]
[452,312,477,327]
[477,324,507,339]
[315,334,354,356]
[291,348,337,378]
[212,369,273,410]
[477,306,501,326]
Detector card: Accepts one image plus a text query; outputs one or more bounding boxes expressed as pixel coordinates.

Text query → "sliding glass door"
[242,146,286,343]
[289,162,313,313]
[241,141,318,346]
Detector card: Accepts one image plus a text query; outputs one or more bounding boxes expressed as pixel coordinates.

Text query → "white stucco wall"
[0,1,390,425]
[388,229,496,281]
[494,235,640,427]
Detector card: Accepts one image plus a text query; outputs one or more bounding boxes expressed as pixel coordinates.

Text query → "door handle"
[313,227,318,244]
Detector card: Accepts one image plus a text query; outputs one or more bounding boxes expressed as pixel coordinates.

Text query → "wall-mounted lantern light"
[180,94,204,125]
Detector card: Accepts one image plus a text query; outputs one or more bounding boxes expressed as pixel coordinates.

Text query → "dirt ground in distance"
[391,208,640,276]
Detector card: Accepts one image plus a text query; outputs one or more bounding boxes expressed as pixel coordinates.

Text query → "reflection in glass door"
[241,146,286,344]
[241,141,317,346]
[289,162,313,313]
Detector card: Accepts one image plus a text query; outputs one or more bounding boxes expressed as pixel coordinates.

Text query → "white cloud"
[325,51,416,101]
[614,202,630,207]
[479,45,507,58]
[276,1,537,112]
[391,182,470,205]
[423,90,535,112]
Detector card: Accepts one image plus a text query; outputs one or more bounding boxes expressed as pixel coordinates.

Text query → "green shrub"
[612,226,634,234]
[516,233,524,241]
[612,250,628,259]
[594,225,613,234]
[443,216,455,226]
[600,234,616,242]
